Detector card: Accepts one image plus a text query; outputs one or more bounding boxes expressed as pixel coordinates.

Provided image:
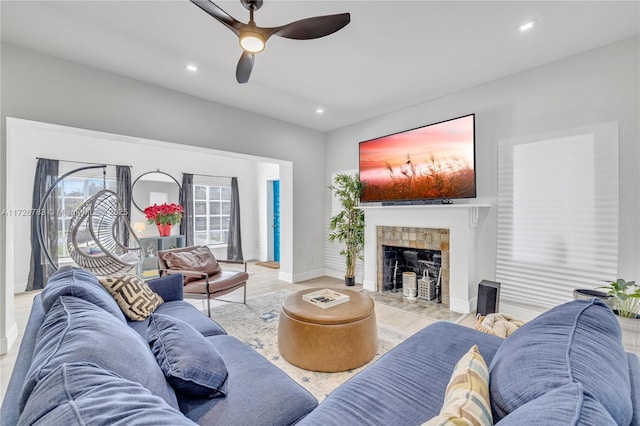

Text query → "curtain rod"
[190,172,237,179]
[35,157,132,168]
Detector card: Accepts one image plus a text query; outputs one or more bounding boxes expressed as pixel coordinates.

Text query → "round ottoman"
[277,288,378,372]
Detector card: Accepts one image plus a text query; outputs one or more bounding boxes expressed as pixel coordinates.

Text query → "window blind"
[496,122,619,309]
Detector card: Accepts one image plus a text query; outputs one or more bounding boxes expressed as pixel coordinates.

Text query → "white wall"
[325,37,640,317]
[6,118,284,293]
[0,43,325,353]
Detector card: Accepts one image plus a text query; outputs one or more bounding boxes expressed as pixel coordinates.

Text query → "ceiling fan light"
[240,32,265,53]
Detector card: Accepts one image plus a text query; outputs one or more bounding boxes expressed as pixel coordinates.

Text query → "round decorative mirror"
[132,170,181,213]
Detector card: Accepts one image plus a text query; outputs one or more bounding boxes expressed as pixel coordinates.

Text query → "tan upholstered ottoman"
[277,288,378,372]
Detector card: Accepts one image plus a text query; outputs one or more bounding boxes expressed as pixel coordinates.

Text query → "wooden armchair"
[157,245,248,317]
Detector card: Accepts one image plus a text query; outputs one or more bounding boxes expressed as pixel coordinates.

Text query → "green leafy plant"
[599,279,640,318]
[328,173,365,280]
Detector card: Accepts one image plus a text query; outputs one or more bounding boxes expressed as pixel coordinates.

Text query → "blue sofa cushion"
[155,301,227,336]
[489,299,632,424]
[297,322,503,426]
[495,383,616,425]
[147,273,184,302]
[19,296,178,412]
[18,363,197,426]
[180,334,318,425]
[40,266,125,322]
[147,313,228,397]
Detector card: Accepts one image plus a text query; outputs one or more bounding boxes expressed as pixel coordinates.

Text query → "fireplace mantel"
[361,204,490,313]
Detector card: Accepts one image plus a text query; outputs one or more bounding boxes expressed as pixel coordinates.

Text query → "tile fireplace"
[378,227,449,306]
[361,204,489,313]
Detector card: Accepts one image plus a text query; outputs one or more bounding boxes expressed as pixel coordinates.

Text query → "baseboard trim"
[278,271,293,283]
[292,268,325,283]
[0,322,18,355]
[450,297,473,314]
[362,279,376,292]
[324,268,344,281]
[498,299,547,321]
[324,268,367,286]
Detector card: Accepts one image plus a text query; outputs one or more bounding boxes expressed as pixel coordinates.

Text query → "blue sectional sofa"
[1,267,317,426]
[301,299,640,425]
[2,266,639,425]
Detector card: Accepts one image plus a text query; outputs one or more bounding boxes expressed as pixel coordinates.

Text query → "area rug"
[209,290,407,401]
[255,261,280,269]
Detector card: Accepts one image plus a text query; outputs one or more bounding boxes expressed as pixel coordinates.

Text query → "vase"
[157,223,172,237]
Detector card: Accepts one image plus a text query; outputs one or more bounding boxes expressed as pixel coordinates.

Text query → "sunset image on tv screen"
[359,114,475,202]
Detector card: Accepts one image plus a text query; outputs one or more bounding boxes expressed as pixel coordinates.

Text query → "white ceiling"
[1,1,638,131]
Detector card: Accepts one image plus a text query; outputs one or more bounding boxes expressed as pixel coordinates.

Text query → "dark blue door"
[273,180,280,262]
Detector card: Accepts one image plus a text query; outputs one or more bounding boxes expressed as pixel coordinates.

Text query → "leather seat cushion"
[183,271,249,294]
[161,247,221,284]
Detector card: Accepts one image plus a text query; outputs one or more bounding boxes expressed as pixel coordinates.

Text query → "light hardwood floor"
[1,263,475,399]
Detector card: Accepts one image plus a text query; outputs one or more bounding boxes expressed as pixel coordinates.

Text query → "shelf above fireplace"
[360,203,490,228]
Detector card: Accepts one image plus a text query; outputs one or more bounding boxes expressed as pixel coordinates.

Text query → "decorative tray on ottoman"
[303,289,350,309]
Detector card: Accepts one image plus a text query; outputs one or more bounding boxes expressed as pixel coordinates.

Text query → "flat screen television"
[359,114,476,204]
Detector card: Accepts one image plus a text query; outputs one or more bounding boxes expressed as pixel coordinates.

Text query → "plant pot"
[614,312,640,354]
[345,276,355,287]
[157,223,172,237]
[573,289,615,310]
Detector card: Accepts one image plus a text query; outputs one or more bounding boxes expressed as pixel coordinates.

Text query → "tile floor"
[0,263,475,398]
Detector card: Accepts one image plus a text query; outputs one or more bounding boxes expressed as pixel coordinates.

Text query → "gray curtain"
[27,158,59,290]
[227,177,243,261]
[179,173,194,246]
[116,165,132,246]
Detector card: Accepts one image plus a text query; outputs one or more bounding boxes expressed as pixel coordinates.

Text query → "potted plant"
[144,203,184,237]
[328,173,365,286]
[599,278,640,353]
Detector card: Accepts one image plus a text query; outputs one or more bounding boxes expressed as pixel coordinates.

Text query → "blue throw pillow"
[147,273,184,302]
[495,383,616,425]
[147,313,228,398]
[41,266,125,322]
[489,299,632,424]
[19,296,178,413]
[19,362,197,426]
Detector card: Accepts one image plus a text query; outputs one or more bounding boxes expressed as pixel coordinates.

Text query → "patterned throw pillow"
[422,345,492,426]
[98,274,164,321]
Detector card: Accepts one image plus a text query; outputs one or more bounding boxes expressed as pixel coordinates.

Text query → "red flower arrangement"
[144,203,184,226]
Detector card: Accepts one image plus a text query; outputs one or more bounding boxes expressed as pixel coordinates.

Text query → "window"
[496,122,618,310]
[57,177,117,258]
[193,183,231,246]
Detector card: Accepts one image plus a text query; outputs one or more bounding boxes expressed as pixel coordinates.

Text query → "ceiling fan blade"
[190,0,245,35]
[236,51,255,84]
[267,13,350,40]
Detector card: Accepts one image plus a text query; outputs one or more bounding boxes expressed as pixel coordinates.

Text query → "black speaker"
[477,280,501,316]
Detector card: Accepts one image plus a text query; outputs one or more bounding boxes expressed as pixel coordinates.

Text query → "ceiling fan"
[190,0,351,83]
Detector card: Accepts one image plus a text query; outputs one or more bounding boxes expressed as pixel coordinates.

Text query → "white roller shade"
[496,122,619,309]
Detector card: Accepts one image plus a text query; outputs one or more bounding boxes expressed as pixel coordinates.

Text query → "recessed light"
[518,20,536,32]
[185,64,199,72]
[315,107,325,114]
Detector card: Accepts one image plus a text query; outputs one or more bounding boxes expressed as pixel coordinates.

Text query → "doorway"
[267,179,280,262]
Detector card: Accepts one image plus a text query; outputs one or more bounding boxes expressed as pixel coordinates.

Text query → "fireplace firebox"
[377,226,450,307]
[382,246,442,296]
